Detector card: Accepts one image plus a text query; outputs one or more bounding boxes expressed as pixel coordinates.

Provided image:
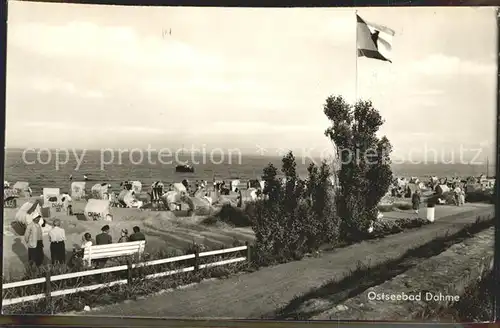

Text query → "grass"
[417,270,494,322]
[267,215,494,320]
[2,241,249,315]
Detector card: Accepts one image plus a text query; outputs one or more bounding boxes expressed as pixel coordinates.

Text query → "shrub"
[371,217,430,237]
[393,202,413,211]
[249,152,339,267]
[466,191,494,204]
[377,204,394,212]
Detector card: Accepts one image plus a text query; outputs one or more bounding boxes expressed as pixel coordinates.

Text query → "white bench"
[83,241,146,267]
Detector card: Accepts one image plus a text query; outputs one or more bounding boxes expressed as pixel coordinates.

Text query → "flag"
[357,14,395,63]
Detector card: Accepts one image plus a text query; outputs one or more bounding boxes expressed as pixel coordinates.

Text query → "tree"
[262,163,281,202]
[281,151,303,215]
[323,95,393,242]
[304,161,339,250]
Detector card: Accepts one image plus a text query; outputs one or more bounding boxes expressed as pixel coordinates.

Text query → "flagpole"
[354,9,358,129]
[355,9,358,103]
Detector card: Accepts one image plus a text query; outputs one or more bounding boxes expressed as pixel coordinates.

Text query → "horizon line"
[4,147,495,167]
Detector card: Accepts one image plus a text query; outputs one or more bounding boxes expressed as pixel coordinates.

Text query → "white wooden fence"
[2,244,250,307]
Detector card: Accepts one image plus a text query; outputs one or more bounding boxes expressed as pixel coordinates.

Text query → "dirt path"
[85,205,493,319]
[311,228,494,321]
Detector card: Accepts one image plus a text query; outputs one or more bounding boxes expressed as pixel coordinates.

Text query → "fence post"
[194,247,200,272]
[126,258,133,298]
[245,241,251,264]
[45,269,53,314]
[86,247,92,268]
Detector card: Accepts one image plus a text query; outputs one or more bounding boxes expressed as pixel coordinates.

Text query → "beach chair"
[4,189,18,208]
[150,184,165,211]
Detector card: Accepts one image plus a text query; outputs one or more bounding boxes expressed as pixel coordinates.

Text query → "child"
[81,232,93,249]
[118,229,129,243]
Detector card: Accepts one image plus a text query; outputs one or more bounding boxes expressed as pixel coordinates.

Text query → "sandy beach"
[3,197,254,280]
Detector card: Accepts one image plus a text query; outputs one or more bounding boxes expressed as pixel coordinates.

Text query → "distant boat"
[176,164,195,173]
[176,145,195,173]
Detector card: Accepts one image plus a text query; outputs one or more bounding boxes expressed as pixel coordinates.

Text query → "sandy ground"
[3,197,254,279]
[85,204,493,319]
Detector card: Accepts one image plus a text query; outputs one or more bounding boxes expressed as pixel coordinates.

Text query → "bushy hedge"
[393,202,413,211]
[377,204,394,212]
[248,152,339,267]
[371,217,430,237]
[377,202,413,212]
[425,190,494,205]
[465,191,494,204]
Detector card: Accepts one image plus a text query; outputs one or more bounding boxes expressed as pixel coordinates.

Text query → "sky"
[5,3,498,162]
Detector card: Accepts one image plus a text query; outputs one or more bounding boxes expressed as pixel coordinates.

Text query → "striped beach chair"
[150,181,165,211]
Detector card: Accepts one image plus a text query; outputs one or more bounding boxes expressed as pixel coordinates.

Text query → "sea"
[3,149,495,195]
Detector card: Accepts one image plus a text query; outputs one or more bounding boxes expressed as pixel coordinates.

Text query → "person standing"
[129,226,146,242]
[411,190,421,215]
[95,225,112,268]
[453,185,462,206]
[48,219,66,265]
[237,189,243,208]
[24,216,44,267]
[459,190,466,206]
[61,194,73,215]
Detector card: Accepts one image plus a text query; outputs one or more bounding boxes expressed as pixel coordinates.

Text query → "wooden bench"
[83,241,146,267]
